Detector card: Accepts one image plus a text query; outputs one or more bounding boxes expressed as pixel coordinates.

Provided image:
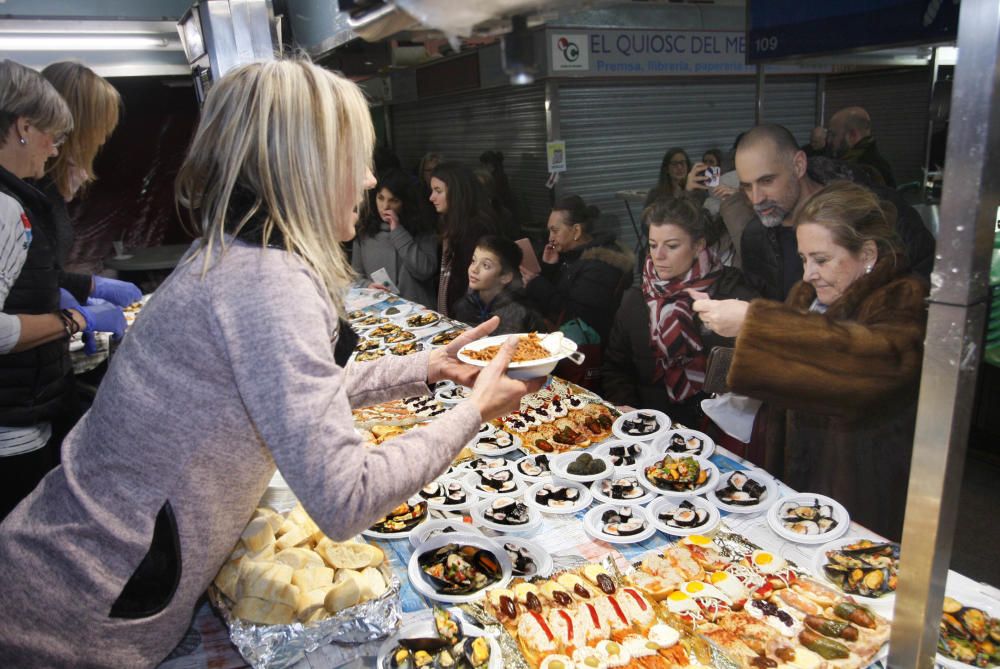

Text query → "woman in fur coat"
[693,181,928,540]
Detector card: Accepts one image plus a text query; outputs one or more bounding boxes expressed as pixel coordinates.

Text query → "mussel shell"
[960,606,989,642]
[398,637,451,654]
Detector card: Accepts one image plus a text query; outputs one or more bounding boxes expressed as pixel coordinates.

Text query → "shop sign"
[547,29,829,77]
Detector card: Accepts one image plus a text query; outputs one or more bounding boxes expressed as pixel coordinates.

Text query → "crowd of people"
[0,53,935,664]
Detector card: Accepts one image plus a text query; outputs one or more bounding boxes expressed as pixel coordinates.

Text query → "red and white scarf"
[642,249,721,402]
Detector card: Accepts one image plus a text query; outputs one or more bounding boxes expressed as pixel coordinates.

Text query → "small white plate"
[435,385,472,405]
[499,536,554,578]
[811,536,898,619]
[549,451,615,483]
[380,303,413,320]
[589,474,655,506]
[767,492,850,545]
[611,409,672,442]
[936,579,1000,669]
[590,439,650,473]
[524,480,593,515]
[429,328,467,348]
[511,453,555,484]
[409,519,486,548]
[646,496,721,537]
[652,428,716,460]
[470,499,542,535]
[469,430,522,457]
[407,533,512,605]
[706,468,780,515]
[636,454,720,499]
[377,608,503,669]
[457,332,578,380]
[583,503,655,545]
[463,469,524,499]
[418,478,480,512]
[455,456,508,472]
[362,497,429,540]
[405,311,443,330]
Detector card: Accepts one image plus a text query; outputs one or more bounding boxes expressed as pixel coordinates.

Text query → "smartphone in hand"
[705,166,721,188]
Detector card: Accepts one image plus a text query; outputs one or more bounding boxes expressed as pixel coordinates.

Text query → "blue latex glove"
[76,299,126,354]
[59,289,96,354]
[59,288,80,311]
[91,275,142,307]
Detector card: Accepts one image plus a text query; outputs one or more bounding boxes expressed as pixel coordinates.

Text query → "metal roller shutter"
[557,77,817,250]
[391,84,549,230]
[823,68,930,187]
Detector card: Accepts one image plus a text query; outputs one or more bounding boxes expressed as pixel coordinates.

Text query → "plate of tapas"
[767,492,850,544]
[652,427,716,459]
[363,498,429,540]
[589,474,656,506]
[470,498,542,534]
[637,454,719,499]
[646,495,721,536]
[583,503,656,544]
[377,607,502,669]
[705,468,779,514]
[408,534,512,605]
[611,409,671,442]
[524,480,593,515]
[549,451,614,484]
[457,332,580,380]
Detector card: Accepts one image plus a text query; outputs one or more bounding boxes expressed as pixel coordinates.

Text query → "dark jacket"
[602,267,758,422]
[728,255,927,540]
[451,286,545,335]
[33,177,92,302]
[525,237,634,341]
[840,136,896,188]
[740,157,935,301]
[0,166,75,427]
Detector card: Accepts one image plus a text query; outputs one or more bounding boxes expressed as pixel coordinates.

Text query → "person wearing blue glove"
[59,289,126,354]
[90,275,141,307]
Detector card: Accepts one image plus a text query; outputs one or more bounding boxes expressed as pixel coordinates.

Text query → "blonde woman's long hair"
[175,59,373,316]
[42,62,121,200]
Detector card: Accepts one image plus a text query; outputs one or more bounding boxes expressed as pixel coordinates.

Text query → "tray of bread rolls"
[208,502,402,669]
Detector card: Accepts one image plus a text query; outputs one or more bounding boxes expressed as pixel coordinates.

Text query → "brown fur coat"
[728,254,928,539]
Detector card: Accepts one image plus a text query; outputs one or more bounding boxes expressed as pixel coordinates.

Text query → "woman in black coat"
[602,196,757,428]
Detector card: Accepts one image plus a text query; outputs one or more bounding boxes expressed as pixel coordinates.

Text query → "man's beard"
[754,200,790,228]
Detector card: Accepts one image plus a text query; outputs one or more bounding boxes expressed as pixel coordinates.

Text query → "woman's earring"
[18,137,26,145]
[865,265,873,274]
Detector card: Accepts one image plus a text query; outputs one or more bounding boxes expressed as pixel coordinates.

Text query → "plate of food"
[418,478,479,511]
[353,348,386,363]
[767,492,850,544]
[456,455,507,472]
[470,497,542,534]
[511,453,554,484]
[406,311,442,329]
[549,451,614,483]
[612,409,671,442]
[498,537,553,578]
[380,303,413,319]
[355,337,384,353]
[377,607,501,669]
[812,537,898,617]
[468,429,522,457]
[408,534,512,605]
[646,496,721,536]
[591,439,649,472]
[464,467,524,498]
[347,309,368,322]
[354,315,390,330]
[435,385,471,405]
[583,503,655,544]
[638,454,719,498]
[652,428,716,459]
[430,328,466,348]
[706,468,779,514]
[524,480,593,515]
[409,519,486,548]
[389,342,423,356]
[936,587,1000,669]
[369,323,403,339]
[589,474,656,506]
[383,329,416,344]
[457,332,580,380]
[363,498,429,540]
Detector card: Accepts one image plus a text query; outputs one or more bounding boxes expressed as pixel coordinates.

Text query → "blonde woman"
[0,59,540,666]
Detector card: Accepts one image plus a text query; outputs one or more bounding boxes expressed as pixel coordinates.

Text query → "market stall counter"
[157,288,1000,669]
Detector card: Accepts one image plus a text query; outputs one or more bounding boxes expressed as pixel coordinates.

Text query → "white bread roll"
[361,567,387,600]
[275,526,310,551]
[324,573,362,613]
[275,547,325,570]
[292,566,335,592]
[244,543,275,563]
[316,539,383,570]
[233,596,295,625]
[287,505,321,537]
[237,561,293,599]
[240,577,299,609]
[297,586,333,623]
[214,561,240,602]
[240,517,275,554]
[253,508,285,534]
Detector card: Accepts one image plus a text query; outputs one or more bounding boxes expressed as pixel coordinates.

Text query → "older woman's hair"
[793,180,901,259]
[42,62,121,200]
[175,58,373,316]
[552,194,601,236]
[0,59,73,148]
[642,195,710,242]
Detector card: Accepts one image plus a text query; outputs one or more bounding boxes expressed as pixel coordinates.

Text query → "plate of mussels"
[646,496,721,536]
[591,439,650,472]
[612,409,671,442]
[812,536,899,617]
[524,480,593,515]
[706,468,779,514]
[589,474,656,506]
[470,497,542,534]
[418,477,479,512]
[512,453,554,484]
[936,586,1000,669]
[652,428,716,459]
[549,451,613,483]
[409,519,486,548]
[408,534,513,605]
[378,607,501,669]
[499,537,553,578]
[584,503,655,544]
[766,492,850,544]
[363,498,429,540]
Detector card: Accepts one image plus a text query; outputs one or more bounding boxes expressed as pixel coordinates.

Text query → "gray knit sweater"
[0,240,481,667]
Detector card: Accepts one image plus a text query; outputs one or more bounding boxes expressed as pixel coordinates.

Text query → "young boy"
[452,235,545,335]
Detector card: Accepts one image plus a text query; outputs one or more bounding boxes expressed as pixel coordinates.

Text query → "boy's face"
[468,248,512,293]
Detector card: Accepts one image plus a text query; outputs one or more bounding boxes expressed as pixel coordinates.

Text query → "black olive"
[553,591,573,607]
[597,574,617,594]
[499,595,517,620]
[573,584,592,599]
[525,592,542,612]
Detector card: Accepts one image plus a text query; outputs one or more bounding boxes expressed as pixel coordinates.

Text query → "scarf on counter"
[643,249,721,402]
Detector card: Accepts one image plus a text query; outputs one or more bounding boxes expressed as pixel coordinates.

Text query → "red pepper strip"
[530,610,554,642]
[586,603,600,629]
[557,609,574,642]
[623,588,648,611]
[608,596,629,626]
